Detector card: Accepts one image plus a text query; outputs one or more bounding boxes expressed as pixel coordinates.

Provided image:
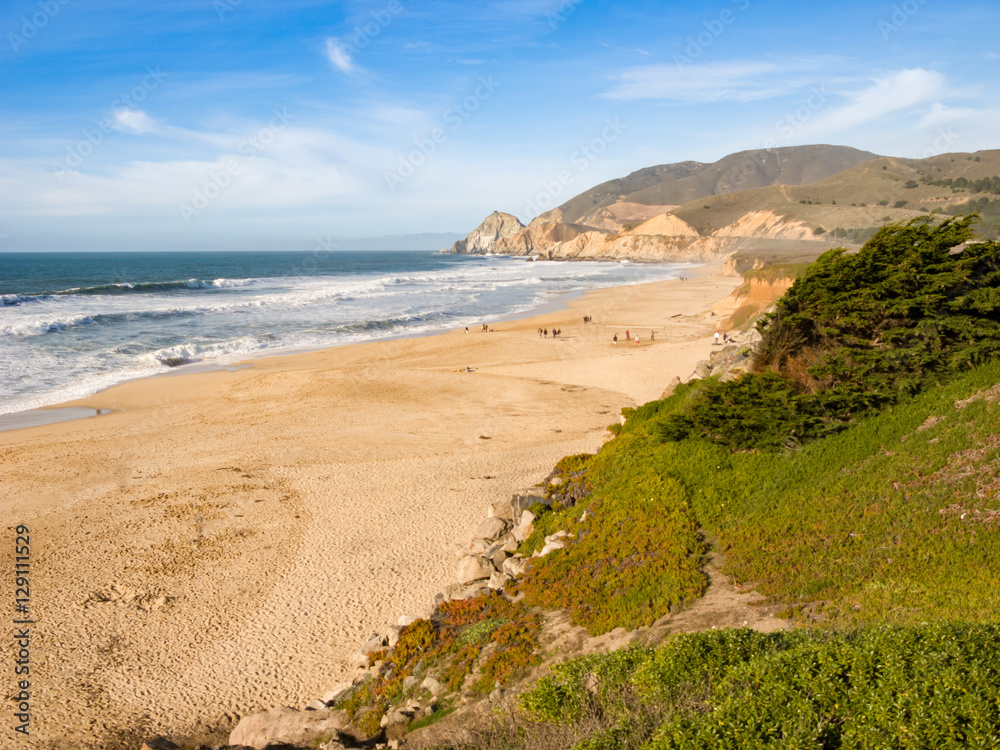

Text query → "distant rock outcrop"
[447,211,525,255]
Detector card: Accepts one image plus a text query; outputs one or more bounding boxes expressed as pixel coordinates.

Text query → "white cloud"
[111,109,164,135]
[802,68,946,135]
[602,61,790,103]
[325,37,357,74]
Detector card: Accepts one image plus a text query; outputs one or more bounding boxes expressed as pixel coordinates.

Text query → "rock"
[694,360,712,378]
[452,581,490,600]
[511,510,536,542]
[362,633,387,655]
[387,625,402,648]
[229,706,352,749]
[475,516,510,541]
[535,534,569,557]
[718,370,742,383]
[499,532,519,553]
[660,376,682,399]
[321,681,354,704]
[456,555,494,585]
[487,542,509,570]
[488,571,513,590]
[398,614,421,627]
[449,211,526,255]
[306,699,328,711]
[421,676,445,695]
[512,491,549,521]
[140,739,179,750]
[350,650,369,667]
[502,556,528,577]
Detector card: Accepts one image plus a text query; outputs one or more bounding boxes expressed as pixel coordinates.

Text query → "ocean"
[0,250,693,416]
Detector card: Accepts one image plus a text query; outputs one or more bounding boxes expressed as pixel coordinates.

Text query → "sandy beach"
[0,264,740,749]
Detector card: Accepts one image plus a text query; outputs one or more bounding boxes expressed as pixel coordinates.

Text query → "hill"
[446,147,1000,264]
[532,144,878,227]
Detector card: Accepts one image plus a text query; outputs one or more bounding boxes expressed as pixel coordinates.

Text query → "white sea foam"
[0,255,696,415]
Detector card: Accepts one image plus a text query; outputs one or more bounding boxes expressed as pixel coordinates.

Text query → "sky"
[0,0,997,252]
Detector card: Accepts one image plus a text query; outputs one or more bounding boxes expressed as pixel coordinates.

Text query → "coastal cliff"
[446,208,827,263]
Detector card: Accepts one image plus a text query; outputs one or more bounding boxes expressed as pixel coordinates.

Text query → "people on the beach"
[714,331,720,345]
[612,334,618,345]
[482,323,488,333]
[538,328,543,338]
[634,334,639,345]
[625,329,630,340]
[651,331,655,341]
[544,328,549,338]
[464,326,469,334]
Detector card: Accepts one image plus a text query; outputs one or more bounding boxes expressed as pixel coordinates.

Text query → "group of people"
[612,329,644,345]
[713,331,732,345]
[538,328,562,338]
[464,323,492,334]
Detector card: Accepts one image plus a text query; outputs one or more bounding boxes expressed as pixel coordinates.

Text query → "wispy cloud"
[601,61,793,103]
[325,37,358,74]
[803,68,946,134]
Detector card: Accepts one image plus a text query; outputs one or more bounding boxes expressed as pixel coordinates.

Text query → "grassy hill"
[537,145,877,226]
[671,149,1000,240]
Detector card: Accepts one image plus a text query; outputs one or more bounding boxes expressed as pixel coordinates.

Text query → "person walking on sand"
[613,334,618,345]
[538,327,542,338]
[625,329,630,340]
[714,331,720,346]
[634,334,639,345]
[465,326,469,334]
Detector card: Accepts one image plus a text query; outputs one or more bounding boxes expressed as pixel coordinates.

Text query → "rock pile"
[690,328,761,383]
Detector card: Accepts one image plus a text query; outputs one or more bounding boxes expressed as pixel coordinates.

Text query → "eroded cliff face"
[712,209,822,242]
[448,206,824,262]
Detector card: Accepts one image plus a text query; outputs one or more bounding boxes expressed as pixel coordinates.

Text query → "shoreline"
[0,262,700,432]
[0,263,740,749]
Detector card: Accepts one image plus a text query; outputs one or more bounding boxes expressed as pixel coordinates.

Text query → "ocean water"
[0,250,693,415]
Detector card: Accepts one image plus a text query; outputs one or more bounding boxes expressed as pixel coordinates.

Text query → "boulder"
[387,625,402,648]
[488,571,513,590]
[456,555,494,585]
[361,633,387,655]
[694,360,712,378]
[511,510,536,542]
[474,516,510,541]
[486,542,509,570]
[660,376,681,399]
[502,556,528,578]
[421,676,445,695]
[452,581,490,600]
[512,491,549,521]
[397,614,421,627]
[229,706,352,749]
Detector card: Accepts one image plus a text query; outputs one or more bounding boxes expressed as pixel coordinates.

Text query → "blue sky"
[1,0,997,251]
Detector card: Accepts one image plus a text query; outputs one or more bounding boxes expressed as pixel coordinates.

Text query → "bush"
[508,625,1000,750]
